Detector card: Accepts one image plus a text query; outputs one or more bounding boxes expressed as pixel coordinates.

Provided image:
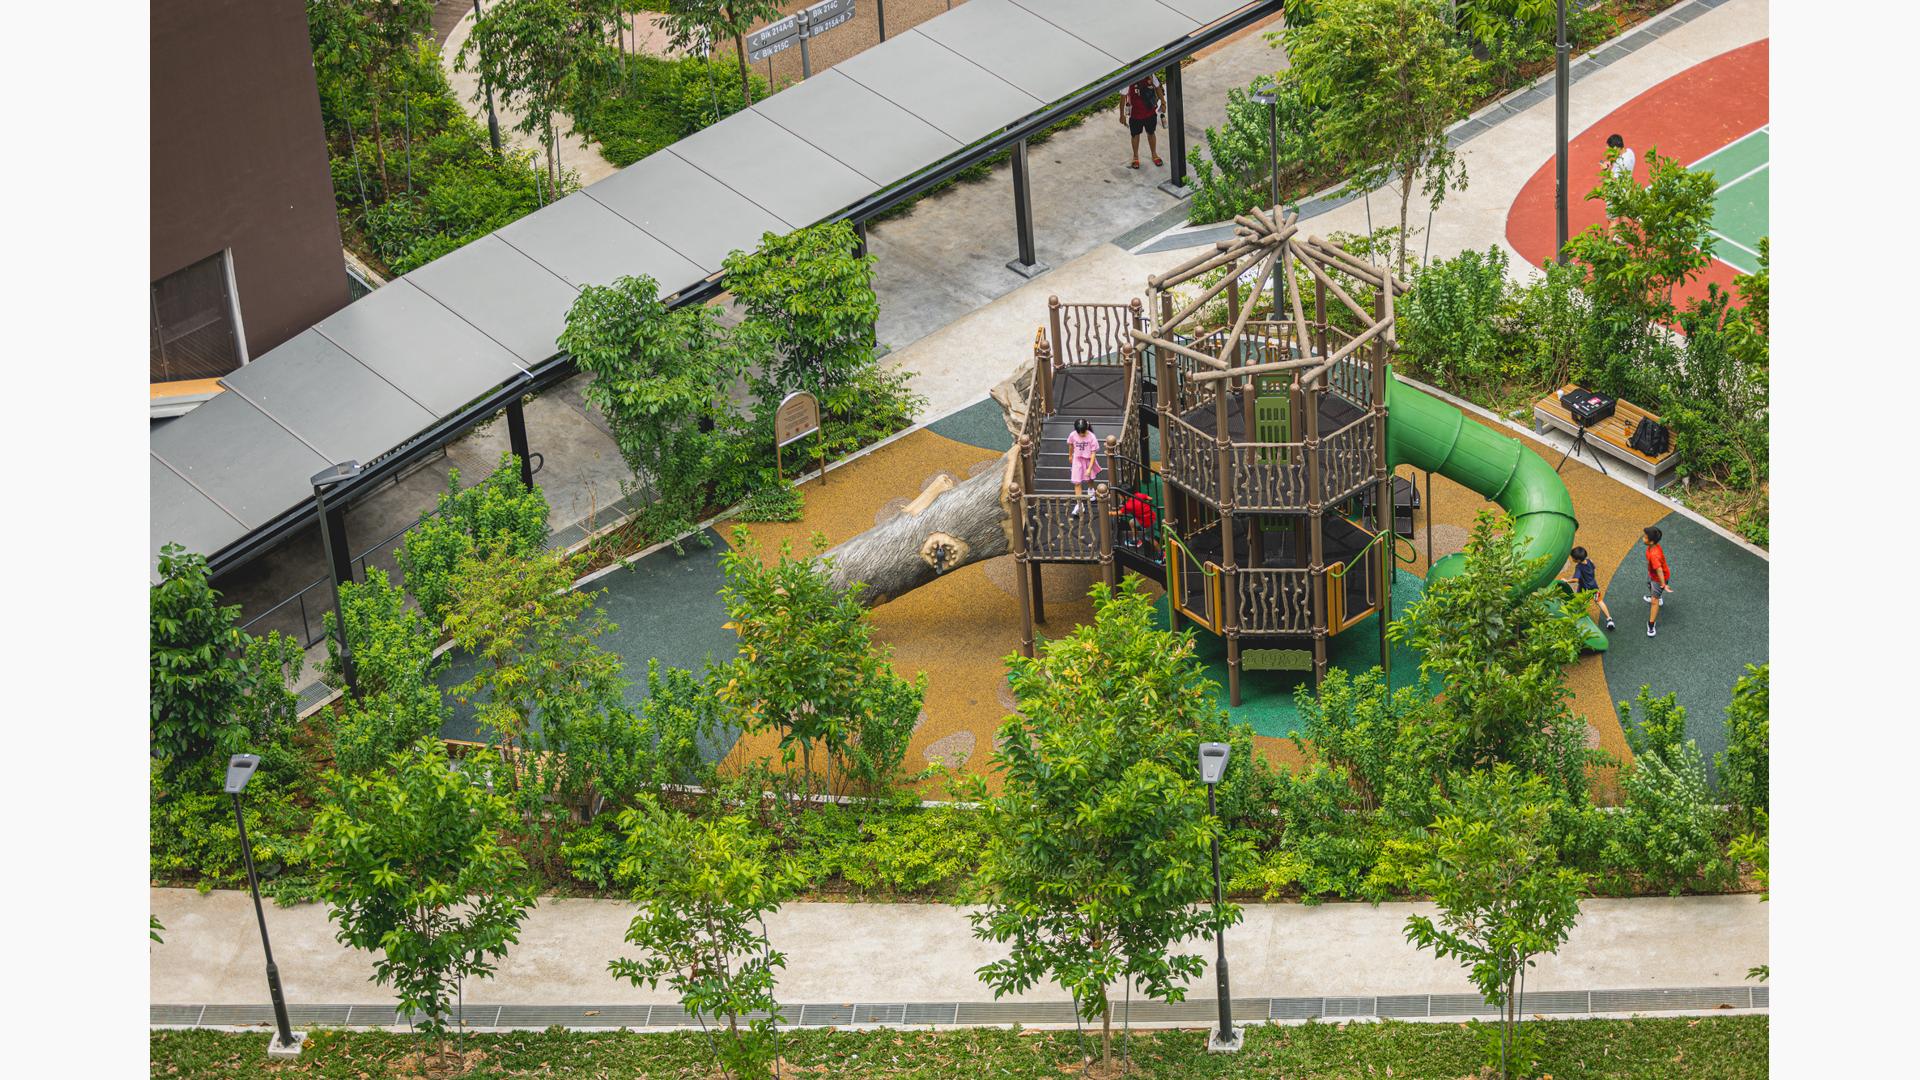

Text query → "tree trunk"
[1397,169,1414,278]
[734,31,751,107]
[818,450,1019,605]
[1101,1004,1113,1072]
[371,93,391,195]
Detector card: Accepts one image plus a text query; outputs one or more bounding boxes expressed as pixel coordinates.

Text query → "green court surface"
[1692,127,1769,274]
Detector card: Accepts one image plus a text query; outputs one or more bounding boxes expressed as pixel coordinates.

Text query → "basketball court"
[1692,125,1769,274]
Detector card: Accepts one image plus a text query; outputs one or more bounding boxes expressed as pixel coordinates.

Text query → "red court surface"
[1507,39,1769,308]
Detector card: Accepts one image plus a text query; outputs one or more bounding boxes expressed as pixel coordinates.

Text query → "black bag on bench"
[1629,418,1670,455]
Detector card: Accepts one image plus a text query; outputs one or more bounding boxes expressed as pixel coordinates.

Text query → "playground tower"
[1008,210,1410,706]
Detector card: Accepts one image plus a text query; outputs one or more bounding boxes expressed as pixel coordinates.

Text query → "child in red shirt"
[1642,525,1674,637]
[1111,490,1159,557]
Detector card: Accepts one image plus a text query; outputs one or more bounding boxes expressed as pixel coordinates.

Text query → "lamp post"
[227,755,305,1059]
[1199,741,1241,1053]
[312,461,363,696]
[473,0,503,156]
[1250,82,1280,213]
[1554,0,1570,264]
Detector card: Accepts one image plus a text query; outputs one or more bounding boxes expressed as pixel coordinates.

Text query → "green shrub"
[397,452,550,628]
[1608,741,1731,896]
[1717,663,1769,815]
[735,480,806,523]
[150,752,318,903]
[574,54,768,168]
[841,805,990,897]
[561,816,627,892]
[1396,246,1520,397]
[1189,81,1328,225]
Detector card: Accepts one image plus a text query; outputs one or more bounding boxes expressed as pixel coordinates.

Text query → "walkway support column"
[506,397,534,490]
[1160,60,1190,197]
[311,462,363,697]
[854,219,869,260]
[1007,138,1048,279]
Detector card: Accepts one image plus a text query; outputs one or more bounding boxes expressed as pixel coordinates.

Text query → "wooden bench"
[1531,384,1679,490]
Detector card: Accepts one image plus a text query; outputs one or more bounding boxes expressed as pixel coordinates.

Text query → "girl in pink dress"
[1067,419,1102,516]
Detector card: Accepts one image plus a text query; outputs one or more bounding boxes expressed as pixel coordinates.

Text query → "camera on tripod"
[1559,387,1616,428]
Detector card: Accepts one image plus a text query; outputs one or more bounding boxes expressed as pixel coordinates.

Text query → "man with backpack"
[1121,74,1165,171]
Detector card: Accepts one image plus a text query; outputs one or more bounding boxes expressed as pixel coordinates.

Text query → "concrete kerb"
[1391,372,1769,561]
[297,391,999,719]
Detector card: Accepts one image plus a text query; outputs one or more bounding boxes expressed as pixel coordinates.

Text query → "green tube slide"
[1385,370,1609,651]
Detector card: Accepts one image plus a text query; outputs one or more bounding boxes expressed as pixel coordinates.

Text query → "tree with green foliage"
[971,580,1242,1073]
[397,452,550,629]
[1717,663,1769,816]
[1563,149,1719,393]
[323,569,449,774]
[1390,511,1592,792]
[724,222,921,458]
[1277,0,1485,274]
[1372,764,1587,1080]
[609,793,802,1080]
[656,1,783,109]
[307,740,536,1060]
[717,529,925,798]
[1610,688,1732,896]
[1731,809,1768,981]
[464,0,621,188]
[150,544,304,765]
[559,273,752,545]
[444,544,630,841]
[307,0,435,193]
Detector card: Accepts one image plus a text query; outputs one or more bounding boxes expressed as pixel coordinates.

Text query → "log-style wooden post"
[1155,313,1183,636]
[1034,330,1054,416]
[1304,376,1327,689]
[1215,372,1240,707]
[1048,294,1065,366]
[1374,287,1392,683]
[1314,277,1329,361]
[1096,481,1116,594]
[1018,433,1044,625]
[1010,480,1035,658]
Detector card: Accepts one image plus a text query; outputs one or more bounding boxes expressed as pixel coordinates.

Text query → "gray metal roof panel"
[1152,0,1251,24]
[668,110,874,226]
[833,30,1043,144]
[312,279,525,417]
[495,191,705,292]
[220,332,436,465]
[914,0,1119,101]
[150,389,331,529]
[583,149,791,274]
[750,70,962,190]
[1009,0,1200,59]
[403,234,580,367]
[151,456,246,575]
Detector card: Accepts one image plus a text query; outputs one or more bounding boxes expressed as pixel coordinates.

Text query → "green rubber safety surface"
[1692,127,1769,274]
[1600,511,1768,779]
[1153,568,1437,740]
[925,396,1015,453]
[437,527,743,763]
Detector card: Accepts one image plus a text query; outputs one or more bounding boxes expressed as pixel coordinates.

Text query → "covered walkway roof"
[150,0,1279,582]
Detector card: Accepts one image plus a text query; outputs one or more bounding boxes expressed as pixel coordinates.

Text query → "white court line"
[1715,161,1769,193]
[1687,125,1770,170]
[1710,230,1761,270]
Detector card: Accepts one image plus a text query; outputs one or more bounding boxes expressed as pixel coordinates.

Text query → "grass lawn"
[151,1015,1766,1078]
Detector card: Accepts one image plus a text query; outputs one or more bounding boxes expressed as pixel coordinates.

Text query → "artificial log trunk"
[820,361,1033,606]
[821,449,1019,606]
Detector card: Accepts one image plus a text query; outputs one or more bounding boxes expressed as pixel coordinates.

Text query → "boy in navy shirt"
[1561,546,1616,632]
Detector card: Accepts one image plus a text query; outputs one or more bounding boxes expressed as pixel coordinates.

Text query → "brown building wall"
[151,0,346,365]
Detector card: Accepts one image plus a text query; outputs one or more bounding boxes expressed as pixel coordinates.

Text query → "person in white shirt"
[1606,133,1636,180]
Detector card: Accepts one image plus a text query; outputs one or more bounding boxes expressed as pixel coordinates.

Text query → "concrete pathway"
[152,887,1766,1013]
[440,9,620,187]
[869,15,1290,353]
[1299,0,1767,277]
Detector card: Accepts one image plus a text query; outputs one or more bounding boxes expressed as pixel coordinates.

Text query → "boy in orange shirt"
[1642,525,1674,637]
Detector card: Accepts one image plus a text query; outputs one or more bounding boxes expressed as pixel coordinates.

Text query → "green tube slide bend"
[1384,370,1609,652]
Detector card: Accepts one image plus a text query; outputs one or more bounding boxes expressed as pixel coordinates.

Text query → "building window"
[151,251,245,383]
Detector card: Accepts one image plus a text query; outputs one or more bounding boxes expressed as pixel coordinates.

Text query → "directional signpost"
[747,0,855,79]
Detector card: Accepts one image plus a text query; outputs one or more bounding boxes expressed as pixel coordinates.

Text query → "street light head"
[1198,742,1231,785]
[224,754,261,795]
[1250,83,1281,107]
[310,460,362,491]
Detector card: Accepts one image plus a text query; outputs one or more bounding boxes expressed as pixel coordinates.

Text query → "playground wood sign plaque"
[774,390,823,482]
